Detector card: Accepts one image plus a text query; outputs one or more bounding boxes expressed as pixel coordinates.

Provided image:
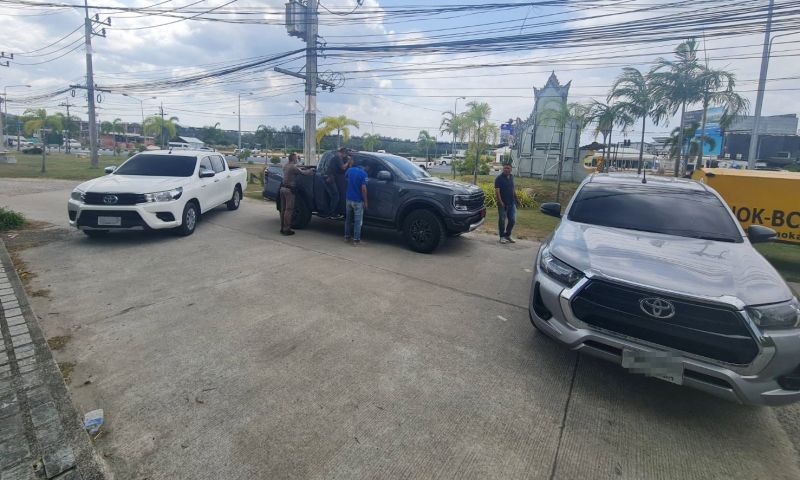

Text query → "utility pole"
[159,103,165,148]
[238,93,242,150]
[748,0,774,169]
[451,96,465,163]
[0,53,13,155]
[83,0,99,167]
[59,99,75,153]
[282,1,336,165]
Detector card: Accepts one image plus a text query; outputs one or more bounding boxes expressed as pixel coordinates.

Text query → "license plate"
[97,216,121,227]
[621,349,683,385]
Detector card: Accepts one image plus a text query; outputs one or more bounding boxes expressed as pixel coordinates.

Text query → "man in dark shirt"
[494,163,519,244]
[279,153,314,236]
[324,148,350,217]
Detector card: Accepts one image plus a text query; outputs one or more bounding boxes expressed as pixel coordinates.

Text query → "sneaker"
[344,236,351,242]
[353,240,361,246]
[499,237,509,244]
[506,236,516,243]
[281,230,295,236]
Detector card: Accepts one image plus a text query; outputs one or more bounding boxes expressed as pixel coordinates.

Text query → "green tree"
[362,133,380,152]
[255,124,275,150]
[664,122,716,167]
[440,111,470,178]
[587,101,632,172]
[464,101,492,184]
[112,118,125,155]
[649,38,705,176]
[23,108,63,138]
[417,130,436,159]
[201,122,225,145]
[143,115,178,148]
[608,67,667,174]
[317,115,359,148]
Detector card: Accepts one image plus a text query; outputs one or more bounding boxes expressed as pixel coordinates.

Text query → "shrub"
[479,184,537,209]
[0,207,25,231]
[456,151,491,176]
[270,156,281,165]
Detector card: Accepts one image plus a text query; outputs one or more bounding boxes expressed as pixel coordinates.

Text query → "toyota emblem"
[639,297,676,319]
[102,195,118,205]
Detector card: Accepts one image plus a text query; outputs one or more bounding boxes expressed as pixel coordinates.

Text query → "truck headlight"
[453,194,472,211]
[144,187,183,203]
[70,189,84,201]
[539,245,583,287]
[747,299,800,329]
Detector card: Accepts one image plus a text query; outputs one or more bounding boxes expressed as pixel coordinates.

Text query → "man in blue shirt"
[494,163,518,244]
[344,158,369,245]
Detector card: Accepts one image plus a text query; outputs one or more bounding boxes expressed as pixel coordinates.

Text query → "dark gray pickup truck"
[263,151,486,253]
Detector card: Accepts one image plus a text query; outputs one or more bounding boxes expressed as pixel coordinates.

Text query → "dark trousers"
[498,203,516,238]
[280,187,295,232]
[324,179,339,215]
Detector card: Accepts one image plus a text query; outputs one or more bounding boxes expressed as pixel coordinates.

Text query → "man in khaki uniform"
[280,153,314,236]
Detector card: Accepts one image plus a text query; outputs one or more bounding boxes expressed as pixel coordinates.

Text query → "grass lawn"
[756,243,800,284]
[0,152,121,181]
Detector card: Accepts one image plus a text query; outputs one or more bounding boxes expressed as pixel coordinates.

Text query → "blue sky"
[1,1,797,143]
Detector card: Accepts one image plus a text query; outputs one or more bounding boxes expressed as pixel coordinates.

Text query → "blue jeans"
[324,178,339,215]
[498,203,516,238]
[345,200,364,241]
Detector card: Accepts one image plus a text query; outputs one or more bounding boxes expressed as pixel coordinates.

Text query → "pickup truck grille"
[77,210,147,228]
[83,192,147,205]
[570,280,759,365]
[462,192,485,210]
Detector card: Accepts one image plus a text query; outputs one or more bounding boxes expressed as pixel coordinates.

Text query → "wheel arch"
[396,199,446,229]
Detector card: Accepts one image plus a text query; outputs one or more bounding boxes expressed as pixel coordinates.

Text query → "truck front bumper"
[445,208,486,233]
[68,198,184,230]
[529,254,800,406]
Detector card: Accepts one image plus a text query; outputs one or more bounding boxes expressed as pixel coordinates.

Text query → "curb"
[0,238,109,480]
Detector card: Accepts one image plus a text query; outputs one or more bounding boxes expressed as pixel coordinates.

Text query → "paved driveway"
[1,178,799,479]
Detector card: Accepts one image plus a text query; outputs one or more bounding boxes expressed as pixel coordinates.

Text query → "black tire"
[176,201,199,236]
[402,209,445,253]
[291,196,312,230]
[226,186,242,210]
[83,230,108,238]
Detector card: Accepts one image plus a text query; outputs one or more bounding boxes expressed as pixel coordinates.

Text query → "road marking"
[497,315,508,322]
[523,268,532,273]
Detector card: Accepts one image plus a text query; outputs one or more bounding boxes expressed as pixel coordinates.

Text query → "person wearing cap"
[279,153,314,236]
[324,147,351,218]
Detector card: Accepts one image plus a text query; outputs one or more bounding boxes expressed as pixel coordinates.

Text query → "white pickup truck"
[67,149,247,237]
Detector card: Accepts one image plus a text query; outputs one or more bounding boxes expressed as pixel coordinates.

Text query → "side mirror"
[540,202,562,219]
[747,225,777,244]
[376,170,392,181]
[199,169,215,178]
[104,166,116,174]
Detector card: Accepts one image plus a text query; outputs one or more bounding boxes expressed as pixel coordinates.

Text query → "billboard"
[683,107,724,157]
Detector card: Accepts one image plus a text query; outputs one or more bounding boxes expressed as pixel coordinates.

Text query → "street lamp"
[238,92,253,150]
[123,94,156,147]
[1,84,31,152]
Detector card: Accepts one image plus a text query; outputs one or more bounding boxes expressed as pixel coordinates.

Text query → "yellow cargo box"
[692,168,800,244]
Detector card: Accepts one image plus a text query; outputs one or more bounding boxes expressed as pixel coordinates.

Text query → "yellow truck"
[692,168,800,244]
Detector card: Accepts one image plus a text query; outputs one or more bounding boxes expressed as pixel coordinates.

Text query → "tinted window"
[377,153,430,180]
[210,156,225,173]
[198,157,213,173]
[568,184,742,242]
[114,154,197,177]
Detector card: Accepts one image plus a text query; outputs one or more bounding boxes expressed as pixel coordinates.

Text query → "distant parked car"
[22,146,43,154]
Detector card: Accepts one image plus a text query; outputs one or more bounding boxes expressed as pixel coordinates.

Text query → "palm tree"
[362,133,380,152]
[111,118,125,155]
[318,115,359,148]
[417,130,436,159]
[587,101,631,172]
[608,67,667,174]
[664,122,716,168]
[649,38,705,176]
[143,116,178,148]
[441,111,470,178]
[693,67,749,170]
[464,101,492,184]
[537,102,591,201]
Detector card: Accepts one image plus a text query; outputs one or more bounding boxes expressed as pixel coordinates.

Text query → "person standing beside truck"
[324,148,349,218]
[495,163,519,244]
[344,161,369,245]
[279,153,314,236]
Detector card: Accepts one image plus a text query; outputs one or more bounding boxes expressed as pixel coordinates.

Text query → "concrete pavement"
[1,178,799,479]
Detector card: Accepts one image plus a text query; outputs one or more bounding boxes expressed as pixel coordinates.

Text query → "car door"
[209,155,230,205]
[359,156,398,222]
[197,156,218,211]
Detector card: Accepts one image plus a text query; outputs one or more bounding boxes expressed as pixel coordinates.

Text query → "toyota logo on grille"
[102,195,119,205]
[639,297,676,319]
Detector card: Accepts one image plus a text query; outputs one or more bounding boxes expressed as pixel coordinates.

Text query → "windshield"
[378,153,431,180]
[114,154,197,177]
[568,184,743,242]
